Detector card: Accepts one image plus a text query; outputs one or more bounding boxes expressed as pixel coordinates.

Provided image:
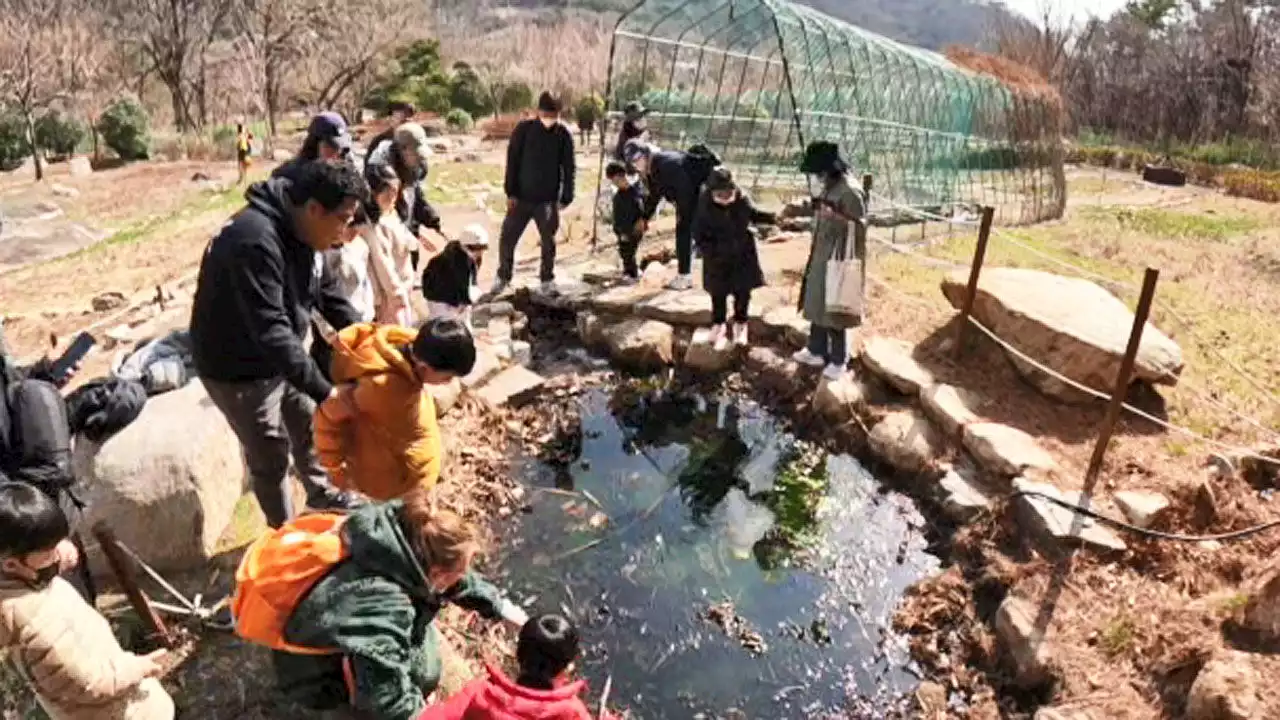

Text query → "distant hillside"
[443,0,1020,51]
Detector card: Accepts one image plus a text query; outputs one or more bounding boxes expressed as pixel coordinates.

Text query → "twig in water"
[648,643,678,673]
[581,488,609,517]
[598,673,613,720]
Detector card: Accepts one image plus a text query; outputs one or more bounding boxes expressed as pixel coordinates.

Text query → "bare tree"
[104,0,234,131]
[235,0,324,138]
[0,0,100,180]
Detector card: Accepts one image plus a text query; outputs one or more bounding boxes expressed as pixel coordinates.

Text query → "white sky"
[1000,0,1132,24]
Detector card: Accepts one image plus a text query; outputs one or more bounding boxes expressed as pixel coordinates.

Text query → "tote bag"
[823,211,865,328]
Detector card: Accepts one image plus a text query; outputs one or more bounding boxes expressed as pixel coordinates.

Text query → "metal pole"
[952,205,995,358]
[1080,268,1160,490]
[92,523,177,648]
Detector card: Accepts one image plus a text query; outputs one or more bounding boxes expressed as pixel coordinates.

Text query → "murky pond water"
[495,384,940,719]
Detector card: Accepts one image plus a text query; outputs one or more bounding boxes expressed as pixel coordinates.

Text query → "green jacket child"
[271,494,527,720]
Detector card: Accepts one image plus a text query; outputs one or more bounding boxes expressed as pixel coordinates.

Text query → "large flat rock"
[751,305,809,349]
[589,284,663,314]
[603,318,674,372]
[683,327,735,372]
[941,267,1184,403]
[474,366,546,409]
[461,348,503,390]
[635,290,714,326]
[963,422,1058,479]
[73,380,244,572]
[868,409,946,475]
[861,337,933,395]
[1011,478,1128,554]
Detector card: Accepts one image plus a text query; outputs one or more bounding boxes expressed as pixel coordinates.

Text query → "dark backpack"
[685,143,722,190]
[3,377,74,495]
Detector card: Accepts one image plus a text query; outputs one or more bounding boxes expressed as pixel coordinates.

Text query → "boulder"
[936,463,993,522]
[1187,652,1260,720]
[861,337,933,395]
[73,380,244,573]
[914,681,947,716]
[511,340,532,367]
[813,375,867,421]
[1112,490,1171,529]
[995,596,1056,688]
[50,183,79,198]
[868,410,945,475]
[529,277,594,311]
[603,319,674,372]
[963,422,1058,479]
[752,305,809,349]
[1011,478,1127,554]
[474,366,545,410]
[636,290,713,326]
[92,291,128,312]
[919,383,981,441]
[461,349,503,390]
[640,261,676,289]
[745,347,806,397]
[429,378,462,416]
[590,284,662,314]
[684,327,735,373]
[940,268,1184,403]
[1240,564,1280,643]
[68,157,93,177]
[780,197,813,219]
[576,312,607,349]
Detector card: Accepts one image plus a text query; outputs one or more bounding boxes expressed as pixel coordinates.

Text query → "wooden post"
[92,523,177,649]
[1080,268,1160,491]
[952,206,996,358]
[861,173,873,197]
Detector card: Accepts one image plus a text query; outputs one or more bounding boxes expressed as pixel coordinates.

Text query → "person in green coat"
[793,141,867,380]
[271,492,528,719]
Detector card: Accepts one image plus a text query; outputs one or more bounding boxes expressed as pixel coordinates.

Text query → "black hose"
[1010,490,1280,543]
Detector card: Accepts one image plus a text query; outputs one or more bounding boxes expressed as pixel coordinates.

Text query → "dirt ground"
[4,141,1280,719]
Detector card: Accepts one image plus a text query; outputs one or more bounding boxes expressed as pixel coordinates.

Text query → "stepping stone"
[590,284,662,314]
[920,383,982,442]
[1112,490,1171,529]
[636,290,713,326]
[528,278,594,311]
[684,327,735,372]
[962,422,1058,479]
[995,596,1057,689]
[861,337,934,395]
[576,312,606,349]
[745,347,805,397]
[868,410,945,475]
[1011,478,1127,554]
[428,378,462,417]
[752,305,809,349]
[936,463,993,522]
[461,349,503,390]
[812,375,867,421]
[603,318,674,372]
[474,366,546,410]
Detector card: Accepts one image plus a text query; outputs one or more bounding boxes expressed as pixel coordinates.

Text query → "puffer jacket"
[416,663,598,720]
[314,323,441,501]
[0,576,174,719]
[691,190,776,296]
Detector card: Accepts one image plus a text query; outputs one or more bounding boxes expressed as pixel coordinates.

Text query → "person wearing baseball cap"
[614,100,651,160]
[364,121,445,273]
[270,111,355,183]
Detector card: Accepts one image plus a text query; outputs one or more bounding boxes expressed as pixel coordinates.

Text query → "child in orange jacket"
[315,318,476,501]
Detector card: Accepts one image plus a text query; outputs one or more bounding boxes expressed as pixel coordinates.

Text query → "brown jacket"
[0,576,174,720]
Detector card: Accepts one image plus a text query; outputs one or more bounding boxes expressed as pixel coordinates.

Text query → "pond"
[495,384,940,719]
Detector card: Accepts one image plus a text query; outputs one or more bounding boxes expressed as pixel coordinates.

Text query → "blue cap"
[307,112,352,153]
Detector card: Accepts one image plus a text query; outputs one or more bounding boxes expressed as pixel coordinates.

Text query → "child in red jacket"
[418,614,612,720]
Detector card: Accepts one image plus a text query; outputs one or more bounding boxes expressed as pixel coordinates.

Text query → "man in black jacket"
[624,139,706,291]
[491,91,576,296]
[190,161,368,528]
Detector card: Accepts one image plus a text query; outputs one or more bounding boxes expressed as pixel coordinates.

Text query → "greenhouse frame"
[599,0,1066,225]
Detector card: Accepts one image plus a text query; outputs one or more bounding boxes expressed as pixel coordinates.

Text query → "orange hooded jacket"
[314,323,441,501]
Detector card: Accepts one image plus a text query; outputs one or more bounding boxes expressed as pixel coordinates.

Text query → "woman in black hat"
[691,166,777,347]
[614,101,651,160]
[794,141,867,379]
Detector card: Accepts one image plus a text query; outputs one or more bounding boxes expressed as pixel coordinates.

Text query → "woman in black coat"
[692,166,776,347]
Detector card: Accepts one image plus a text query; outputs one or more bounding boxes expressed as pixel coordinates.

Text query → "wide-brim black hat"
[799,141,848,175]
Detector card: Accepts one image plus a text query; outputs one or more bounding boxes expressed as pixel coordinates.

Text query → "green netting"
[599,0,1065,225]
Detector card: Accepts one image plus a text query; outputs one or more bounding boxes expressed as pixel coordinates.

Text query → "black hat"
[706,166,735,192]
[537,91,562,114]
[623,101,649,121]
[799,141,848,175]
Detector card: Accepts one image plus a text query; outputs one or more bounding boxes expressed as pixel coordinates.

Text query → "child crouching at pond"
[417,613,614,720]
[692,166,777,348]
[315,318,476,502]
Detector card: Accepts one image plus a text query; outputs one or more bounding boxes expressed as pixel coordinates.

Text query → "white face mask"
[633,119,647,131]
[626,174,641,186]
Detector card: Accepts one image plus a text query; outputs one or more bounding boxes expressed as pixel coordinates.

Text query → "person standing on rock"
[793,141,867,380]
[491,91,576,297]
[363,162,419,326]
[606,159,646,282]
[623,139,719,291]
[692,167,776,348]
[191,160,369,527]
[365,122,446,278]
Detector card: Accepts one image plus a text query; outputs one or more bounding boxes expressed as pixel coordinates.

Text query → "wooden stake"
[1081,268,1160,491]
[952,206,996,358]
[92,523,177,648]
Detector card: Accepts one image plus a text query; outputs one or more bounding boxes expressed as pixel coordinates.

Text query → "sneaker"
[619,273,639,286]
[732,323,749,347]
[667,274,693,291]
[709,323,728,349]
[539,280,558,295]
[488,279,510,298]
[823,363,847,380]
[792,348,825,367]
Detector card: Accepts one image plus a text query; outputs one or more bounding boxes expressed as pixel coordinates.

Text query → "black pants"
[410,250,420,276]
[498,201,560,283]
[711,290,751,324]
[617,231,642,278]
[674,196,697,276]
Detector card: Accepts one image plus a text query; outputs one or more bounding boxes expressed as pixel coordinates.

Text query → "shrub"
[413,80,452,115]
[97,96,150,161]
[1224,170,1280,203]
[35,111,85,160]
[498,81,534,113]
[0,111,30,171]
[481,114,522,141]
[574,93,604,133]
[445,108,474,132]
